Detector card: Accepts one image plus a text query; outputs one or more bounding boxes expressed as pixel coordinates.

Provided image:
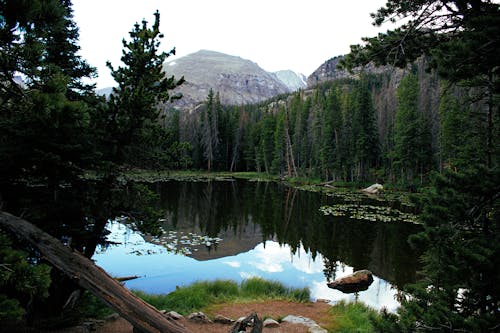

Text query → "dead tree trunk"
[0,211,192,333]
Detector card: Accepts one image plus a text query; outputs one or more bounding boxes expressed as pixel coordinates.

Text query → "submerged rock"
[327,270,374,293]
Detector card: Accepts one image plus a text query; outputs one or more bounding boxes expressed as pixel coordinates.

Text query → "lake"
[93,179,421,312]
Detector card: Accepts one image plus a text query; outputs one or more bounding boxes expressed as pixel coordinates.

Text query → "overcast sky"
[72,0,395,89]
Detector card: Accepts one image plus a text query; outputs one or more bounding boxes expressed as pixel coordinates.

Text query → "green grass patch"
[134,278,310,315]
[327,301,379,333]
[240,277,310,301]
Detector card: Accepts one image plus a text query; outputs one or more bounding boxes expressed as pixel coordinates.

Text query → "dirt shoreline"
[92,300,332,333]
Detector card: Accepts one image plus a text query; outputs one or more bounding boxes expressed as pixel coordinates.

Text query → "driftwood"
[0,211,191,333]
[229,312,263,333]
[115,275,140,282]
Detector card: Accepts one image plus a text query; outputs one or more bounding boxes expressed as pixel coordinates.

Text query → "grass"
[78,279,391,332]
[326,301,379,333]
[78,277,309,318]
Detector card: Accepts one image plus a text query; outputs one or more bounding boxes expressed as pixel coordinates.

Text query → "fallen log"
[0,211,191,333]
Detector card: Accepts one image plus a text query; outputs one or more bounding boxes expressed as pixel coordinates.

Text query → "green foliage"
[377,168,500,331]
[200,89,221,171]
[340,0,498,168]
[0,232,51,321]
[328,301,377,333]
[352,77,379,181]
[340,1,499,84]
[77,291,114,319]
[438,87,488,169]
[393,72,433,182]
[105,10,184,167]
[0,1,186,324]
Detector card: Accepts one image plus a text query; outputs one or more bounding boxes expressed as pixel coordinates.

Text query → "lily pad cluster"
[148,230,223,255]
[319,204,419,224]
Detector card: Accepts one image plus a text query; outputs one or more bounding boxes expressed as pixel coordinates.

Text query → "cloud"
[223,261,241,268]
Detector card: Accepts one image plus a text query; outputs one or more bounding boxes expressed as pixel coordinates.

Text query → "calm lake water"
[93,179,421,311]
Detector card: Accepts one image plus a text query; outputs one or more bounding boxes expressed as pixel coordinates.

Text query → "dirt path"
[96,300,333,333]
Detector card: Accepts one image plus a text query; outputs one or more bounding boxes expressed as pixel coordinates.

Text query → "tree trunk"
[0,211,192,333]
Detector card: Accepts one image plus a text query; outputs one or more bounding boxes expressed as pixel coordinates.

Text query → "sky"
[72,0,395,89]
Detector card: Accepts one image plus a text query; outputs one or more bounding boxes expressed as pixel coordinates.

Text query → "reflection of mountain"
[149,180,422,288]
[184,223,264,261]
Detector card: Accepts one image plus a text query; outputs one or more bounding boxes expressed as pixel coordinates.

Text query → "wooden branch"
[0,211,191,333]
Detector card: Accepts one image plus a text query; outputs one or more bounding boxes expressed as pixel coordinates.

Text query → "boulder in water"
[327,270,374,293]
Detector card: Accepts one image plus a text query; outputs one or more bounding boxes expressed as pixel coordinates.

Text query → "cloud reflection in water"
[93,221,401,312]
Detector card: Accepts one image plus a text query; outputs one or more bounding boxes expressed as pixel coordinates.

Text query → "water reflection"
[94,180,421,311]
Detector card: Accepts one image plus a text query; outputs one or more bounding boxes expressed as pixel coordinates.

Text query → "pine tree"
[105,10,183,166]
[352,78,379,181]
[339,1,500,330]
[271,111,286,175]
[201,89,220,172]
[396,169,500,331]
[393,72,433,183]
[0,0,100,322]
[340,0,499,168]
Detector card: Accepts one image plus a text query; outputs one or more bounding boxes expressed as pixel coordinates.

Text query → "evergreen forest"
[0,0,499,332]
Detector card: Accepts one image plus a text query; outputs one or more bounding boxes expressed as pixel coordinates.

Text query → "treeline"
[163,66,490,186]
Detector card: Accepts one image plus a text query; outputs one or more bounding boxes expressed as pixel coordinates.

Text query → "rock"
[361,183,384,195]
[282,315,327,332]
[309,325,328,333]
[315,298,331,303]
[165,310,183,320]
[263,318,280,327]
[282,315,316,326]
[187,311,212,323]
[327,270,374,293]
[214,314,234,324]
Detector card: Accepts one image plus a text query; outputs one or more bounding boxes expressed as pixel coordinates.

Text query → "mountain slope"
[163,50,290,109]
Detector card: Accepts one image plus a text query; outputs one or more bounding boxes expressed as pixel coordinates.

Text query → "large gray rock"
[327,270,374,293]
[281,315,327,333]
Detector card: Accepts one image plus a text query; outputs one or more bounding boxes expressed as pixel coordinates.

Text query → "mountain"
[163,50,290,109]
[273,70,306,91]
[306,55,389,88]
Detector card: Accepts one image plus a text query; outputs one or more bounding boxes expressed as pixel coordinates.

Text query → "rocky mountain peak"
[163,50,290,109]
